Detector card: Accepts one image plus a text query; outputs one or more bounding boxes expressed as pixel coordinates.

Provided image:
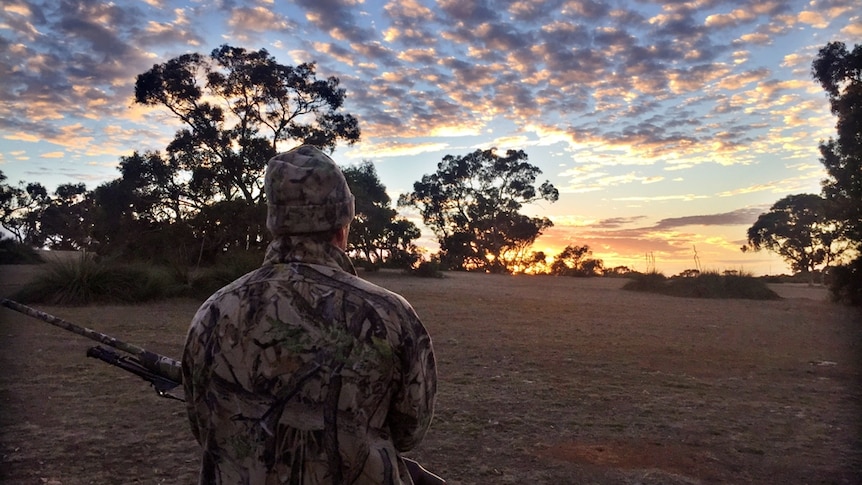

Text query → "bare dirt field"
[1,267,860,484]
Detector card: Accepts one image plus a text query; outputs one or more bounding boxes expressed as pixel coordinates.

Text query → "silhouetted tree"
[551,245,604,276]
[399,148,558,273]
[383,219,422,269]
[37,183,92,250]
[343,161,397,265]
[742,194,848,280]
[811,41,862,303]
[135,45,360,205]
[0,172,57,245]
[524,251,550,274]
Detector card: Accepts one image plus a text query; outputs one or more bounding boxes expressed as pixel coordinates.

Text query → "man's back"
[183,239,437,485]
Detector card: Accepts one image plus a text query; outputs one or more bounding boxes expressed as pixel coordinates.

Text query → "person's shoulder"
[198,265,280,304]
[337,271,414,309]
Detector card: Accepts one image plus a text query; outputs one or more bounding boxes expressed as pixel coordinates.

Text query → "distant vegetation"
[0,236,42,264]
[622,271,781,300]
[10,251,263,306]
[2,42,859,305]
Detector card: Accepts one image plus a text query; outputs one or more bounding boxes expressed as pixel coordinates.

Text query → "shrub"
[623,270,780,300]
[0,238,43,264]
[620,271,667,292]
[181,250,264,299]
[357,259,381,273]
[12,255,173,305]
[409,260,444,278]
[829,256,862,306]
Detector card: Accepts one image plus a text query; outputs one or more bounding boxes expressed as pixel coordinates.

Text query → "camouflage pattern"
[266,145,356,236]
[182,236,438,484]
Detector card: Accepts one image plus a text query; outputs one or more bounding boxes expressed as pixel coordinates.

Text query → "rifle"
[1,298,446,484]
[0,298,184,399]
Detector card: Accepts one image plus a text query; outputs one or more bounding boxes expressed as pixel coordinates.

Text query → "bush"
[829,257,862,306]
[180,250,264,299]
[409,260,444,278]
[620,271,667,291]
[623,270,780,300]
[357,259,381,273]
[0,238,43,264]
[12,255,173,305]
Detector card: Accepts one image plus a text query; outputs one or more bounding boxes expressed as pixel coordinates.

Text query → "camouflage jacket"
[183,237,437,484]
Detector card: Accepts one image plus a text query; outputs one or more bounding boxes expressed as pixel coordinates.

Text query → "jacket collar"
[263,236,357,275]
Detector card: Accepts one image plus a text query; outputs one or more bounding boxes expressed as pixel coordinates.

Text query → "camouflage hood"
[265,145,355,236]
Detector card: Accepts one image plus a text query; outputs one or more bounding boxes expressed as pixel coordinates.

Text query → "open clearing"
[1,268,860,484]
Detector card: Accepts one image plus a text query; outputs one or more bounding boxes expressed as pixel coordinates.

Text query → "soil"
[1,267,860,484]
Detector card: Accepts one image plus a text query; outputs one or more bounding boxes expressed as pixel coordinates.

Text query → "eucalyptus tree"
[343,161,421,267]
[0,171,50,245]
[811,41,862,302]
[812,41,862,244]
[550,245,605,277]
[399,148,558,273]
[135,44,361,205]
[742,194,848,278]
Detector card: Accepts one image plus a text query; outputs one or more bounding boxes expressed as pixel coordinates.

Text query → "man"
[183,145,440,484]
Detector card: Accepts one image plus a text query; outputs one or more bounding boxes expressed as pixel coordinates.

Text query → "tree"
[37,183,91,250]
[399,148,558,273]
[0,175,52,247]
[383,218,423,269]
[812,42,862,241]
[135,45,361,206]
[86,151,213,259]
[811,42,862,302]
[0,170,26,242]
[742,194,848,279]
[343,161,397,265]
[523,251,550,274]
[550,245,605,276]
[342,161,422,268]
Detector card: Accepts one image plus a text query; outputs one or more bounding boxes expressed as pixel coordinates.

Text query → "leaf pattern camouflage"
[183,237,437,485]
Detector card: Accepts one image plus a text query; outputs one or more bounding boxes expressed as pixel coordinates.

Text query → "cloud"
[613,194,710,202]
[841,20,862,36]
[652,207,765,229]
[345,141,451,159]
[592,216,648,229]
[294,0,376,43]
[226,6,295,43]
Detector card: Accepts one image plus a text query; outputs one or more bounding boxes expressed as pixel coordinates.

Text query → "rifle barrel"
[0,298,183,384]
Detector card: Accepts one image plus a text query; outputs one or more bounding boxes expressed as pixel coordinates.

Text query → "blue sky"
[1,0,859,275]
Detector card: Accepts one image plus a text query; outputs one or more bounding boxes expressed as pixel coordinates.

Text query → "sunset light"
[1,0,857,276]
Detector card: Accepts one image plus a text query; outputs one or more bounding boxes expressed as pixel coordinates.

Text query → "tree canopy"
[811,41,862,303]
[399,148,558,273]
[743,193,848,276]
[135,45,360,205]
[550,245,605,277]
[811,42,862,245]
[342,161,421,268]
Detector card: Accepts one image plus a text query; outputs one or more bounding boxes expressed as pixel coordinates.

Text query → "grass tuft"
[12,255,172,305]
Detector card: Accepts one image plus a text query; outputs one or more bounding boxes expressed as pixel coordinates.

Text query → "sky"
[1,0,859,276]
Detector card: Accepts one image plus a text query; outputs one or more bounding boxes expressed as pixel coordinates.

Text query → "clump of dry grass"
[11,254,172,305]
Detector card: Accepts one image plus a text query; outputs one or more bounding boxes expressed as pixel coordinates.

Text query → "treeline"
[0,45,604,276]
[1,42,859,304]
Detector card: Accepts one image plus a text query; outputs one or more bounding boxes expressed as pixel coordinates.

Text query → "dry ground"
[1,266,860,484]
